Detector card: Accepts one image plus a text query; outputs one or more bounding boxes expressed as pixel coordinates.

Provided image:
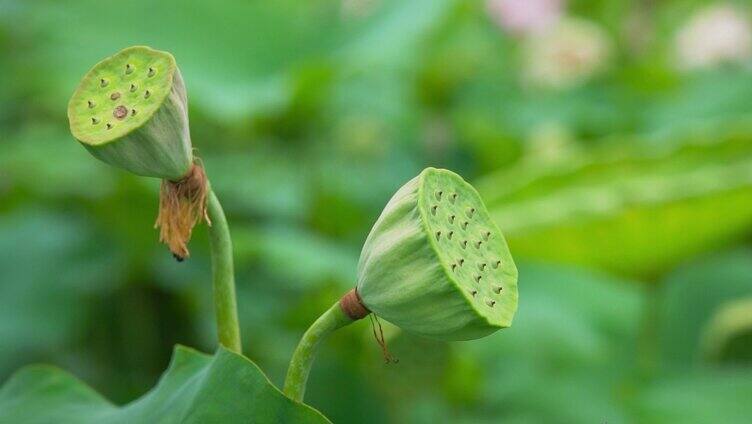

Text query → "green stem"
[283,302,355,402]
[206,189,242,353]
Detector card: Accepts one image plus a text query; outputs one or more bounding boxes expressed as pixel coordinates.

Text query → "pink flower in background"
[523,18,612,89]
[486,0,564,35]
[676,4,752,69]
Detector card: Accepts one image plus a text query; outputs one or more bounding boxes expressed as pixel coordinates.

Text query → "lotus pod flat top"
[420,168,518,327]
[67,46,176,146]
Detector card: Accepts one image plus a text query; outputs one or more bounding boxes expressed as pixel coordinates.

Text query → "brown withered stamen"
[155,162,211,260]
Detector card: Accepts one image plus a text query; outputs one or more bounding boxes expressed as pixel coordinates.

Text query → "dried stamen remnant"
[110,92,121,101]
[113,105,128,120]
[155,163,210,260]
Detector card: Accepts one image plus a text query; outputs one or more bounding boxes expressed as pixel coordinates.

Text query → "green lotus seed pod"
[356,168,518,341]
[67,46,192,180]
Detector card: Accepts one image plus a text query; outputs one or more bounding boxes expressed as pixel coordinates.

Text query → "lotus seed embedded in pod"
[356,167,519,341]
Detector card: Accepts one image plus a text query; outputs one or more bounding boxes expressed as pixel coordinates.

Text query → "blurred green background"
[2,0,752,422]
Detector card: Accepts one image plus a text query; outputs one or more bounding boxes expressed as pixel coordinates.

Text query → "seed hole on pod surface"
[475,241,483,249]
[461,221,468,230]
[450,193,458,203]
[458,259,465,266]
[474,275,482,283]
[461,240,467,249]
[448,215,455,224]
[483,231,491,240]
[87,100,95,108]
[436,191,443,201]
[479,263,486,271]
[448,231,454,240]
[100,78,108,87]
[493,285,503,294]
[91,117,99,125]
[110,92,121,101]
[125,64,133,74]
[130,84,137,92]
[144,90,151,99]
[493,260,501,269]
[431,205,438,215]
[451,264,457,272]
[106,123,112,130]
[470,290,478,297]
[485,299,496,307]
[435,231,441,241]
[131,109,137,116]
[148,67,156,77]
[467,208,475,218]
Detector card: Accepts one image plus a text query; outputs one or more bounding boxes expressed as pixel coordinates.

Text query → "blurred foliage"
[2,0,752,423]
[479,120,752,277]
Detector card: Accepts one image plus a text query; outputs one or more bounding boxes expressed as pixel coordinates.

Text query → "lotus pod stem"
[283,293,357,402]
[206,189,242,353]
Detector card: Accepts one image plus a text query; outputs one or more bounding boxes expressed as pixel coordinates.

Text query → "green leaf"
[0,345,331,423]
[479,123,752,277]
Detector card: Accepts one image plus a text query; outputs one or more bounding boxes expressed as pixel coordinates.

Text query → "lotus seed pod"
[356,168,518,341]
[67,46,192,180]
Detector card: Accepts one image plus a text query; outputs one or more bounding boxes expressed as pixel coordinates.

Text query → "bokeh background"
[2,0,752,422]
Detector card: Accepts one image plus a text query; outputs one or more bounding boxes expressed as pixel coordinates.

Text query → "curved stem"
[284,302,355,402]
[206,189,242,353]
